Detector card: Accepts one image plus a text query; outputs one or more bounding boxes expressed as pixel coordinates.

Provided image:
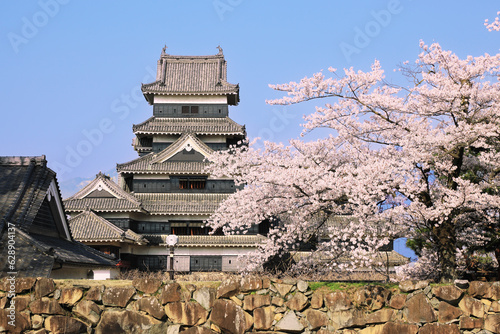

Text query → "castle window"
[179,178,206,190]
[181,106,199,114]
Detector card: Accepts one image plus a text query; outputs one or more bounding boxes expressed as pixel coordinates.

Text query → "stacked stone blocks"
[0,277,499,333]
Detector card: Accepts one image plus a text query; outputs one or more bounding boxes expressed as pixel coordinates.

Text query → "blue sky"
[3,1,498,260]
[1,1,499,183]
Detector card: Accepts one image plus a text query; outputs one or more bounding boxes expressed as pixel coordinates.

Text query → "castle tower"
[64,47,265,271]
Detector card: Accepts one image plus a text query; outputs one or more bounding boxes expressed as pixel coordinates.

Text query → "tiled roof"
[26,229,117,267]
[117,158,209,174]
[64,197,144,212]
[133,117,245,136]
[0,156,55,232]
[63,172,143,213]
[151,132,214,164]
[69,210,148,244]
[0,156,117,276]
[65,172,139,202]
[141,51,239,104]
[118,133,213,174]
[135,193,230,215]
[0,227,116,277]
[144,234,266,247]
[373,250,410,266]
[0,228,54,277]
[294,250,409,267]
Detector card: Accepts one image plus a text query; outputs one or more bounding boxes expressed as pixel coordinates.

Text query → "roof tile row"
[133,117,245,135]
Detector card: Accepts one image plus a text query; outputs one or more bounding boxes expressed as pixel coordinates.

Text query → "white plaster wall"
[100,212,131,219]
[153,135,178,142]
[197,135,227,143]
[154,95,227,104]
[170,255,190,271]
[134,174,170,180]
[93,268,120,280]
[222,256,240,272]
[127,245,254,257]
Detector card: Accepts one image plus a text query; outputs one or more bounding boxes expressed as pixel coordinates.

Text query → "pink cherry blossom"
[207,42,500,282]
[485,11,500,31]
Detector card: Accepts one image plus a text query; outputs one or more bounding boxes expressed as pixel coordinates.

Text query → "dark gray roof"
[27,230,117,267]
[141,50,239,105]
[118,157,209,175]
[64,172,143,213]
[0,156,117,276]
[118,133,213,174]
[151,132,213,163]
[0,228,54,277]
[135,193,230,215]
[133,117,246,136]
[144,234,266,247]
[64,197,144,213]
[294,250,409,267]
[0,156,55,232]
[69,210,148,244]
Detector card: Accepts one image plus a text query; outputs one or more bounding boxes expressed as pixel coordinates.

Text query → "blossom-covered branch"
[207,42,500,281]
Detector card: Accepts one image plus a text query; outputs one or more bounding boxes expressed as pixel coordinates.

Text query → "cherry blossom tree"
[485,12,500,32]
[207,42,500,282]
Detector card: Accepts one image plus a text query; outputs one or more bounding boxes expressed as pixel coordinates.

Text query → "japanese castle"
[64,47,265,272]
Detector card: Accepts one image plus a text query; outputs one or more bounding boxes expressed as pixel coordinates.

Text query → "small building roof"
[0,228,118,277]
[0,156,58,232]
[64,172,144,213]
[69,210,148,244]
[134,193,230,215]
[21,229,118,268]
[141,47,239,105]
[0,156,117,276]
[133,117,246,136]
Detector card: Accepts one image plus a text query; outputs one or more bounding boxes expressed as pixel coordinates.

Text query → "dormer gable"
[65,172,139,204]
[151,132,214,164]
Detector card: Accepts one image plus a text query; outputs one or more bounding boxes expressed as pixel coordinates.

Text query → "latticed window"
[170,222,209,235]
[179,178,205,189]
[136,222,170,234]
[138,256,168,270]
[190,256,222,271]
[181,106,199,114]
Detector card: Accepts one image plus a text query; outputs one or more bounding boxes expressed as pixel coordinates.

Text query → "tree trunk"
[434,221,457,282]
[495,246,500,281]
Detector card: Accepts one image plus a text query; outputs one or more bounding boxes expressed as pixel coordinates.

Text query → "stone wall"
[0,276,499,333]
